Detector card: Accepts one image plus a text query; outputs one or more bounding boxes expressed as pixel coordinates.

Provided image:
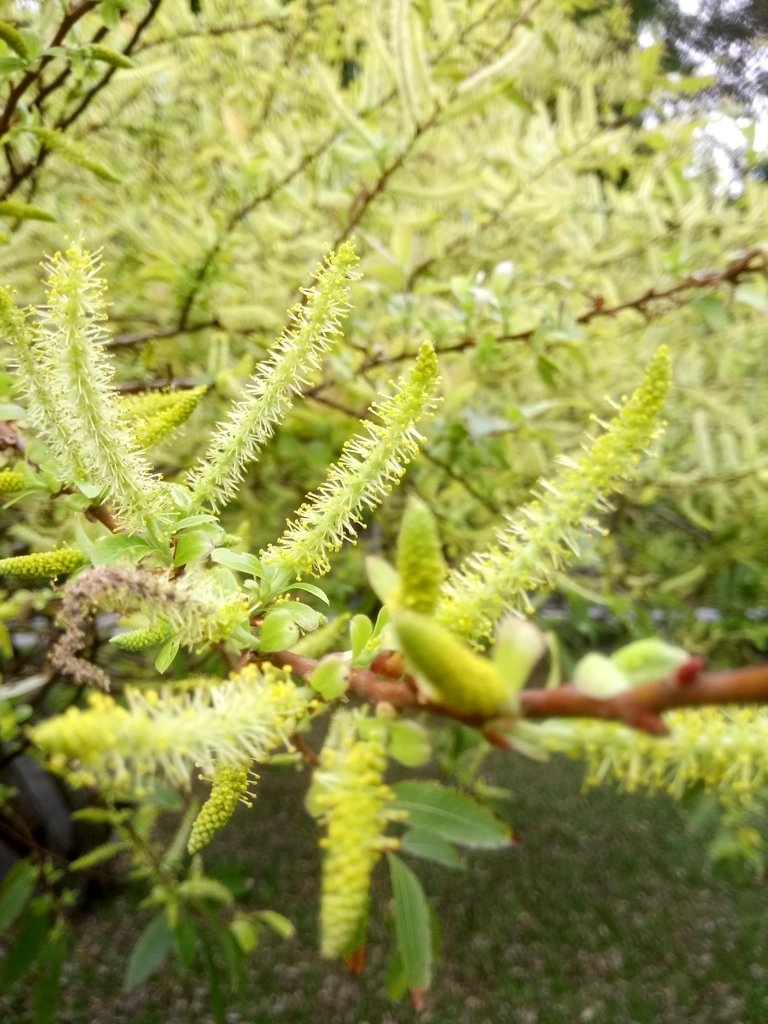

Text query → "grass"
[4,753,768,1023]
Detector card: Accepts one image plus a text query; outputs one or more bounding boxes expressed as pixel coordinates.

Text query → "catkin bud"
[110,620,171,652]
[0,200,55,223]
[394,609,515,716]
[0,549,87,579]
[0,470,27,493]
[395,495,446,614]
[0,21,28,58]
[188,761,254,854]
[86,45,134,70]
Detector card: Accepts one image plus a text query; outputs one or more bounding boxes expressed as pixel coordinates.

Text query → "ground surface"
[3,754,768,1024]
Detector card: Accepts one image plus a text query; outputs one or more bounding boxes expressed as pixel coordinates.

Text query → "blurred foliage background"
[1,0,767,1017]
[3,0,767,668]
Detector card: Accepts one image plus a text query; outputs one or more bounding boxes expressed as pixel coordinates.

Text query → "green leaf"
[213,922,248,993]
[172,913,198,972]
[387,853,432,994]
[492,617,546,695]
[349,614,373,658]
[391,782,512,849]
[573,652,629,698]
[255,909,296,939]
[0,621,12,660]
[33,928,66,1024]
[259,607,300,652]
[400,829,465,870]
[535,354,559,388]
[692,294,729,331]
[388,720,431,767]
[173,514,219,530]
[0,57,25,73]
[174,528,215,566]
[734,283,768,312]
[93,534,152,566]
[229,915,260,954]
[200,935,226,1024]
[366,555,400,603]
[0,909,52,993]
[0,858,37,933]
[155,638,180,674]
[211,548,262,576]
[308,657,349,699]
[611,638,689,685]
[284,601,324,631]
[288,581,329,604]
[124,913,174,991]
[386,947,408,1000]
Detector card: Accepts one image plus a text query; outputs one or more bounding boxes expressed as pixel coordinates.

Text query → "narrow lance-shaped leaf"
[387,853,432,997]
[391,781,513,848]
[124,913,174,992]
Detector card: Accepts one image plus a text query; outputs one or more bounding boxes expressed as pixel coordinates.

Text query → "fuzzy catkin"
[188,761,254,854]
[314,718,401,958]
[266,341,440,577]
[0,549,87,579]
[437,346,671,645]
[0,470,27,493]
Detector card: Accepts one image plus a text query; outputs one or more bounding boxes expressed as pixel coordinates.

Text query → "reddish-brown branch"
[267,650,768,739]
[353,246,768,374]
[519,664,768,733]
[270,650,419,708]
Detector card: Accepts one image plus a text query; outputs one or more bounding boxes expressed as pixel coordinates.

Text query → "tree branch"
[1,1,163,201]
[352,246,768,374]
[0,2,97,140]
[267,649,768,739]
[434,247,768,360]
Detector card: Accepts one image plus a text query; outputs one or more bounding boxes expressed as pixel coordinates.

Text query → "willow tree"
[1,0,768,1016]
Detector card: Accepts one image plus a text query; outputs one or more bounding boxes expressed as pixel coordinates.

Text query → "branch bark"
[267,649,768,739]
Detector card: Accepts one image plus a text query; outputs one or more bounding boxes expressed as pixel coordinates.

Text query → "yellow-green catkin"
[266,341,440,577]
[110,620,171,651]
[188,761,254,854]
[0,549,87,579]
[437,346,671,645]
[31,663,312,792]
[315,721,400,958]
[0,470,27,493]
[395,495,446,614]
[535,707,768,808]
[394,609,514,716]
[122,387,207,449]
